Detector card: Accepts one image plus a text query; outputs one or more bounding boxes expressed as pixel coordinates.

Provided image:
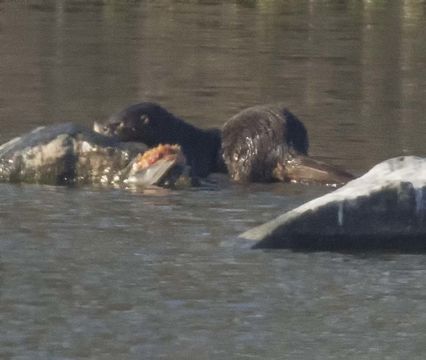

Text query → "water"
[1,1,426,358]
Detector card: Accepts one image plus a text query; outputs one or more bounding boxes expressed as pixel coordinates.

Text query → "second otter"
[222,105,354,186]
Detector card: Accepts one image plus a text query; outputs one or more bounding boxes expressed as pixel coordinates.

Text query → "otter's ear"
[140,115,150,125]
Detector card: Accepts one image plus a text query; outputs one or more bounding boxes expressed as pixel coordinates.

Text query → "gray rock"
[241,156,426,251]
[0,123,148,185]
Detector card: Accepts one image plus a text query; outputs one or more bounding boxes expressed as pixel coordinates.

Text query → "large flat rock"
[241,156,426,251]
[0,123,147,185]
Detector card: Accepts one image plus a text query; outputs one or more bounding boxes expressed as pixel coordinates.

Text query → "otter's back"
[222,105,309,182]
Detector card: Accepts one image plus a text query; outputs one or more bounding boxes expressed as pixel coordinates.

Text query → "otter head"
[94,102,175,147]
[94,113,155,144]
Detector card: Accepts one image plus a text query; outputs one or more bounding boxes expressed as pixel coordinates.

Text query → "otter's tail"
[273,154,355,187]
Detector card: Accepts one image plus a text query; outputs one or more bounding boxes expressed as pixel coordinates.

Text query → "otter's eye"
[140,115,150,125]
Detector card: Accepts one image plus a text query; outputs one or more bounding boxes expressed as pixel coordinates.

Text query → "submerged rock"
[241,156,426,251]
[0,123,187,187]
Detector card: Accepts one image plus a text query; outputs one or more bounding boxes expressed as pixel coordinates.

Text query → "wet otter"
[0,123,189,188]
[222,105,354,185]
[94,102,225,178]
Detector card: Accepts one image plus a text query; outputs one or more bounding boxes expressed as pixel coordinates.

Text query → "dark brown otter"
[94,102,225,178]
[222,105,354,185]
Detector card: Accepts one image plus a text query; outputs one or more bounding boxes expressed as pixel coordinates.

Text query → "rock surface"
[0,123,147,185]
[241,156,426,251]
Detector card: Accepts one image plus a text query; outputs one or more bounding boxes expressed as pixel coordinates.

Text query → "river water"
[1,1,426,359]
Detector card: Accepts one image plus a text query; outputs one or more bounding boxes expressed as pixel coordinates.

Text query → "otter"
[94,102,225,178]
[222,105,354,185]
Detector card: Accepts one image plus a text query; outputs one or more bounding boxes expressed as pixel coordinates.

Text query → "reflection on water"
[1,1,426,359]
[1,0,425,171]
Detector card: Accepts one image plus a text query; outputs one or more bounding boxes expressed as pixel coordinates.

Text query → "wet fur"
[98,102,225,178]
[222,105,309,183]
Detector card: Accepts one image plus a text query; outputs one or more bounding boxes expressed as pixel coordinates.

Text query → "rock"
[0,123,188,188]
[241,156,426,251]
[0,123,147,185]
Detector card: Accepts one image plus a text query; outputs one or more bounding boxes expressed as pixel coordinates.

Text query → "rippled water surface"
[1,1,426,359]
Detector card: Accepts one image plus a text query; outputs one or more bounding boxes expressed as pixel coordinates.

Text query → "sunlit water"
[1,1,426,359]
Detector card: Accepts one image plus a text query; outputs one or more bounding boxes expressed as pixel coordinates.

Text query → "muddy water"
[1,1,426,359]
